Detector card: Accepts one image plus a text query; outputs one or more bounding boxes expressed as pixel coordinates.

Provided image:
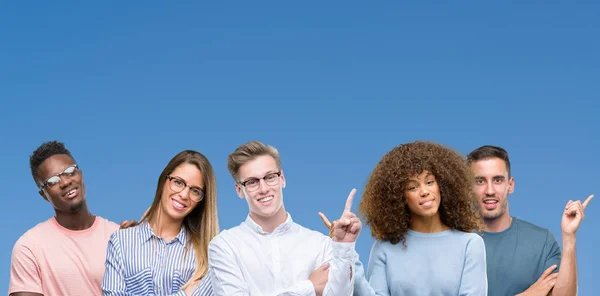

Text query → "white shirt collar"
[243,212,294,235]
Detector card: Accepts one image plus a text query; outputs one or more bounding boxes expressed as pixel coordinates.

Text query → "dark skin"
[10,155,96,296]
[36,154,95,231]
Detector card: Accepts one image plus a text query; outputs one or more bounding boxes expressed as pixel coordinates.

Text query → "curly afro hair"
[359,141,482,245]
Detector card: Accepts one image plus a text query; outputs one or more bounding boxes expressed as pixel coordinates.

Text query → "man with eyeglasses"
[208,141,361,296]
[9,141,119,296]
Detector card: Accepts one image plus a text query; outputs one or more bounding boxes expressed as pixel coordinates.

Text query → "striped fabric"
[102,221,213,296]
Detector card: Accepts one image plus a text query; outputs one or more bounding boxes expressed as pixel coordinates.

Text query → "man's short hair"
[30,141,74,184]
[227,141,281,181]
[466,145,511,177]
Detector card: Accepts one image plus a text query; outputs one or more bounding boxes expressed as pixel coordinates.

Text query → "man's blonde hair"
[227,141,281,181]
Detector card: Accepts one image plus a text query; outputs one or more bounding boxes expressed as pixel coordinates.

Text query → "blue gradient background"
[1,1,598,294]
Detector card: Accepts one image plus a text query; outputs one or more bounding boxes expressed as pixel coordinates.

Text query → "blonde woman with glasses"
[102,150,219,296]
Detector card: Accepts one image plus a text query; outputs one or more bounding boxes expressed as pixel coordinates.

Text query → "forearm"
[553,234,577,296]
[323,242,355,296]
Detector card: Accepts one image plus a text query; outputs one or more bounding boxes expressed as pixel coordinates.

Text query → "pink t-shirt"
[9,216,119,296]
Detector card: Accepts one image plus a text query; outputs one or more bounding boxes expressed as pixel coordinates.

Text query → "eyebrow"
[242,170,277,182]
[474,175,506,180]
[172,175,203,189]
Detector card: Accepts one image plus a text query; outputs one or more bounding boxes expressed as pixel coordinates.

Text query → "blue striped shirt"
[102,221,213,296]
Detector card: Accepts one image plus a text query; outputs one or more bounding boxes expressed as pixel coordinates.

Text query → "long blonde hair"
[143,150,219,285]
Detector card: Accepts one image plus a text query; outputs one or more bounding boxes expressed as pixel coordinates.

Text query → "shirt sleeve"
[322,241,356,296]
[9,237,43,295]
[361,240,390,296]
[208,235,316,296]
[458,235,488,296]
[543,230,561,273]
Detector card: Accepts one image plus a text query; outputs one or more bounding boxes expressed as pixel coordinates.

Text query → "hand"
[561,194,593,235]
[309,263,330,296]
[119,220,138,229]
[183,278,200,296]
[517,265,559,296]
[318,188,362,243]
[119,207,151,229]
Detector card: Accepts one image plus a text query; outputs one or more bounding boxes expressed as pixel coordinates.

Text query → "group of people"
[8,140,592,296]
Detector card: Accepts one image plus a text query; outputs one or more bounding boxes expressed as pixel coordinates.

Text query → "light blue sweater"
[354,229,488,296]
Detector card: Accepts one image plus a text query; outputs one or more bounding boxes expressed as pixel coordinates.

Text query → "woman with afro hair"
[352,141,488,295]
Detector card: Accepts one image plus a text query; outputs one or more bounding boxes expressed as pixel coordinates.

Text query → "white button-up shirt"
[208,214,355,296]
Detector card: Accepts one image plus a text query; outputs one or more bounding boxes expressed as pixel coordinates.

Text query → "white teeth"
[259,196,273,202]
[483,200,498,204]
[173,200,186,208]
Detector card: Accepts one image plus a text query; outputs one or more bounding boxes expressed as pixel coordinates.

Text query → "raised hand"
[318,188,362,243]
[562,194,594,235]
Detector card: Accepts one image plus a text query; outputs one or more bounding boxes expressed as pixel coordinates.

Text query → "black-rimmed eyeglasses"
[239,171,281,192]
[166,175,205,202]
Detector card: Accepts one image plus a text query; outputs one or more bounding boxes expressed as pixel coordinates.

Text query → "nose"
[257,179,270,194]
[419,186,430,197]
[484,182,495,196]
[58,175,72,189]
[178,186,191,200]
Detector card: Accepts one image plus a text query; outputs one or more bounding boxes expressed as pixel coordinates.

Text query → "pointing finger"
[344,188,357,213]
[583,194,594,209]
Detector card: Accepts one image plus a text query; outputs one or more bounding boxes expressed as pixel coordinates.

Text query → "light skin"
[115,163,204,295]
[155,163,204,295]
[153,163,203,241]
[470,158,514,233]
[236,155,362,296]
[115,163,205,295]
[471,157,594,296]
[235,155,287,234]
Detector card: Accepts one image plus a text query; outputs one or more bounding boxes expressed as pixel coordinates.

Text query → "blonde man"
[208,141,361,296]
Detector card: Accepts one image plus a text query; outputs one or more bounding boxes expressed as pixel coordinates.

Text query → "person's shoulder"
[12,218,56,251]
[94,216,120,232]
[210,224,245,245]
[107,221,146,244]
[513,217,553,236]
[293,222,331,244]
[453,229,485,241]
[16,218,56,242]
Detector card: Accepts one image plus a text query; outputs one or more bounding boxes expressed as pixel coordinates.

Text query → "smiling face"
[403,170,441,219]
[159,162,204,222]
[36,154,86,213]
[235,155,286,222]
[470,157,514,221]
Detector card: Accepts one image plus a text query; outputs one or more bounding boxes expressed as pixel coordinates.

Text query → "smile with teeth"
[172,198,188,210]
[483,200,498,204]
[65,188,78,198]
[257,196,273,203]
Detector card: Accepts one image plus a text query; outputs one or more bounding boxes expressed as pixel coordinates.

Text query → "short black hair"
[466,145,511,177]
[30,141,75,184]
